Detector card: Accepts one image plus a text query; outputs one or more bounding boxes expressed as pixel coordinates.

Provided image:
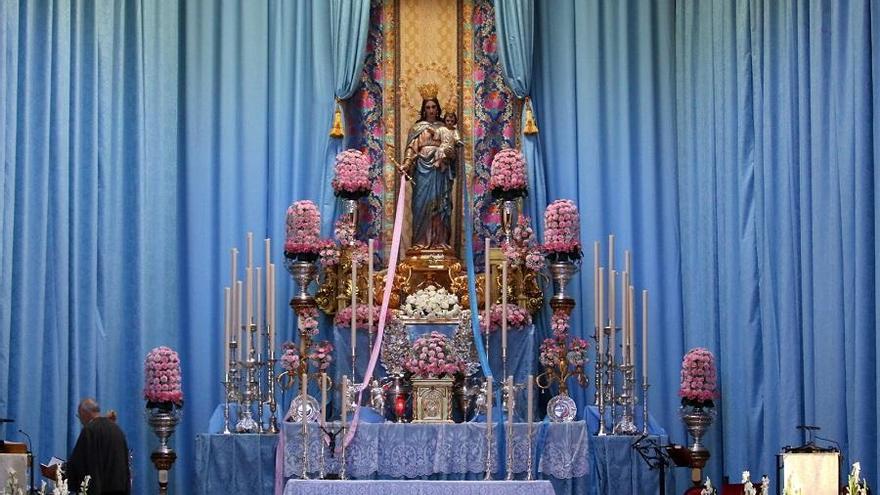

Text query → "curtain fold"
[492,0,546,232]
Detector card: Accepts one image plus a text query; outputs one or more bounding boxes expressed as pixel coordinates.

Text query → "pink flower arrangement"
[480,303,532,331]
[143,346,184,407]
[297,306,320,337]
[280,343,300,373]
[539,309,589,372]
[543,199,582,259]
[332,149,371,199]
[285,200,322,258]
[317,239,340,267]
[406,331,465,378]
[308,341,334,371]
[489,148,528,199]
[550,309,571,337]
[334,218,357,245]
[334,304,381,330]
[539,336,566,368]
[679,347,718,408]
[500,216,545,273]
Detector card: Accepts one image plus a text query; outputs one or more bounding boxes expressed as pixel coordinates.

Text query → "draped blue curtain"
[0,1,335,492]
[536,0,880,489]
[492,0,547,233]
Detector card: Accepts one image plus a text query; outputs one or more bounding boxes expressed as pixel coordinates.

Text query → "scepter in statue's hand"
[385,144,415,184]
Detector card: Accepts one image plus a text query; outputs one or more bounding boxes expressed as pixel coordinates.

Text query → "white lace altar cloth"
[281,421,588,479]
[283,479,556,495]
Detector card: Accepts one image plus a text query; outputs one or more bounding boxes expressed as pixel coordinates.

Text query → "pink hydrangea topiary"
[489,148,528,199]
[542,199,582,260]
[284,200,322,260]
[678,347,718,408]
[331,149,371,199]
[144,346,184,407]
[405,331,465,378]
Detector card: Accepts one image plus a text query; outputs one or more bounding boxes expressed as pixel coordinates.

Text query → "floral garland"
[334,304,381,330]
[480,303,532,331]
[401,285,462,320]
[543,199,582,261]
[489,148,528,199]
[143,346,184,407]
[332,149,372,199]
[284,200,322,259]
[406,331,466,378]
[501,216,545,273]
[279,338,334,375]
[297,306,320,337]
[308,341,335,372]
[679,347,718,408]
[539,310,589,372]
[280,343,300,373]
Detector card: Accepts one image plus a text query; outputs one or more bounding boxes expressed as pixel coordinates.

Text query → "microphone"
[18,429,35,495]
[0,418,15,423]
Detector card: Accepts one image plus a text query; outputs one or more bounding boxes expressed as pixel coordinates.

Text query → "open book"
[39,456,64,478]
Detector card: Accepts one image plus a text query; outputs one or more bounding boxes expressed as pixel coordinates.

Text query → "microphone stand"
[19,429,35,495]
[631,433,670,495]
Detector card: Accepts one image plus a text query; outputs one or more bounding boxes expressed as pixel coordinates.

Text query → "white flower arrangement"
[4,467,23,495]
[848,462,869,495]
[401,285,461,320]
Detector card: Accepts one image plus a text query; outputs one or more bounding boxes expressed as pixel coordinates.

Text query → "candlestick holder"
[484,408,493,480]
[339,424,349,480]
[593,326,602,407]
[641,382,650,435]
[236,332,259,433]
[266,350,280,434]
[504,379,516,481]
[525,422,535,481]
[612,363,639,435]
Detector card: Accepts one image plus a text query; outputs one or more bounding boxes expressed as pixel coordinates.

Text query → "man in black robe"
[42,398,130,494]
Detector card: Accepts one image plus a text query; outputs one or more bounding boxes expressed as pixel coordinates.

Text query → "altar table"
[283,479,556,495]
[193,430,667,494]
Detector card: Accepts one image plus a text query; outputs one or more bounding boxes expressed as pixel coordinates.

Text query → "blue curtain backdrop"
[2,0,880,493]
[536,0,880,490]
[0,1,335,493]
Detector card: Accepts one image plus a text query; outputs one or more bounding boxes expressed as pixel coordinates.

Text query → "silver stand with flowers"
[144,346,183,495]
[489,148,528,246]
[679,348,718,486]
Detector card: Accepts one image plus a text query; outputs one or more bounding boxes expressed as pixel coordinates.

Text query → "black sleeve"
[65,428,91,489]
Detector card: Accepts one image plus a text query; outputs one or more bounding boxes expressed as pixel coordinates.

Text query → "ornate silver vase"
[287,260,317,307]
[147,406,180,495]
[680,405,715,454]
[500,200,517,245]
[548,261,578,302]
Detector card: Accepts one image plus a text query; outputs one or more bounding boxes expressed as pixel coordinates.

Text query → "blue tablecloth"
[193,431,667,494]
[283,479,556,495]
[279,421,587,480]
[194,433,278,494]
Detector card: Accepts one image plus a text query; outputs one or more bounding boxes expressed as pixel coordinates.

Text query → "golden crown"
[418,82,439,100]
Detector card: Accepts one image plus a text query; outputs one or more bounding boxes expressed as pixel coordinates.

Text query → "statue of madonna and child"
[400,83,461,251]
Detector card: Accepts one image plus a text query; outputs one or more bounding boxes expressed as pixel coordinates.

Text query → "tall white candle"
[368,239,374,334]
[351,254,357,360]
[526,374,534,425]
[486,379,493,426]
[621,271,629,365]
[506,376,514,429]
[608,235,615,321]
[609,270,616,362]
[484,238,491,335]
[594,241,600,331]
[245,267,253,352]
[236,280,244,362]
[247,232,254,325]
[341,375,349,426]
[300,372,308,423]
[598,267,605,358]
[625,249,632,276]
[265,238,271,347]
[224,287,231,376]
[502,259,508,355]
[629,285,636,365]
[230,248,238,294]
[256,267,263,355]
[642,290,648,382]
[320,372,328,423]
[268,263,274,354]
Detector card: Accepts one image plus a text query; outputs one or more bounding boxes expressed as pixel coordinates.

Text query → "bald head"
[77,398,100,426]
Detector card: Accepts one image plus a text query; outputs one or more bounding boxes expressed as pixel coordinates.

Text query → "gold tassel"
[523,96,539,135]
[329,99,344,138]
